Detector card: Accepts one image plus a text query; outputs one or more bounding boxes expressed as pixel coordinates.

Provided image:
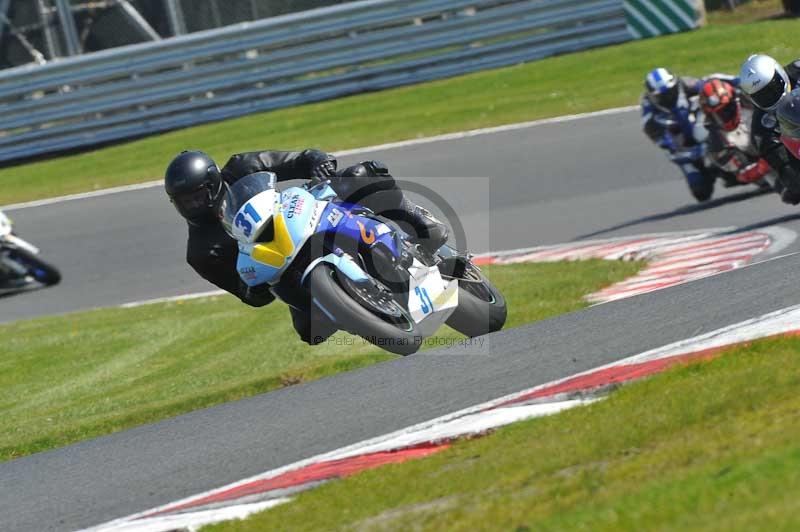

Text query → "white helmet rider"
[739,54,791,111]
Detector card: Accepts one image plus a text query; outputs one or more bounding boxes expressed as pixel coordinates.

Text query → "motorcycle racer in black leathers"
[165,149,448,345]
[698,78,773,188]
[739,54,800,204]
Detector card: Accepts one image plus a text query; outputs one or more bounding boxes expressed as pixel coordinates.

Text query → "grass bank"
[706,0,785,25]
[212,334,800,531]
[2,18,799,205]
[1,259,641,462]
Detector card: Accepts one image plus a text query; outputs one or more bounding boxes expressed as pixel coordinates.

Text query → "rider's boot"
[396,198,449,254]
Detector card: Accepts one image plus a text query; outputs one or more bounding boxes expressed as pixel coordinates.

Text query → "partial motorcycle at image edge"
[221,172,507,355]
[0,210,61,293]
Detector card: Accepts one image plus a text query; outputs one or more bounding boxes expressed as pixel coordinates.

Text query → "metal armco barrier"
[0,0,699,163]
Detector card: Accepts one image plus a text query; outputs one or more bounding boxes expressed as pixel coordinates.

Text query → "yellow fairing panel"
[251,214,295,267]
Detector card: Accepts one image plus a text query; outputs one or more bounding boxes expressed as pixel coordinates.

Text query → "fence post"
[118,0,162,41]
[165,0,187,36]
[0,0,10,44]
[37,0,60,59]
[54,0,82,56]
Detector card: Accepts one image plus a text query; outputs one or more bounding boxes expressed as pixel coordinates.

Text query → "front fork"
[0,249,29,277]
[0,235,41,277]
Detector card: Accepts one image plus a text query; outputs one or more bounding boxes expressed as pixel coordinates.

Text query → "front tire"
[9,248,61,286]
[446,263,507,337]
[306,264,422,355]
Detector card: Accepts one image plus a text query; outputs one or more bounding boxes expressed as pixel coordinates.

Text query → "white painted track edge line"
[95,498,292,532]
[89,383,616,528]
[119,290,226,308]
[89,401,597,531]
[3,181,163,211]
[332,106,640,157]
[2,106,638,211]
[88,303,800,531]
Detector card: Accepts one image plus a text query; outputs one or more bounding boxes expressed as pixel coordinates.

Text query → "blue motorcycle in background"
[221,172,506,355]
[0,209,61,293]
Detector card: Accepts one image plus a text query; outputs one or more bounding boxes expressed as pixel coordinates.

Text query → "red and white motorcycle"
[0,210,60,292]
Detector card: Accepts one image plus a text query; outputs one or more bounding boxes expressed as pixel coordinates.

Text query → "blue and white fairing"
[233,181,402,287]
[310,178,401,257]
[310,195,458,332]
[234,185,327,287]
[227,176,457,332]
[315,202,400,255]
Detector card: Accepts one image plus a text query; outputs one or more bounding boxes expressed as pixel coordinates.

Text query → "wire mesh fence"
[0,0,350,69]
[175,0,349,32]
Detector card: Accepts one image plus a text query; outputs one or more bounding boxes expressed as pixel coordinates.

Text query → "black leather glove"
[242,282,275,307]
[363,160,391,177]
[310,159,337,181]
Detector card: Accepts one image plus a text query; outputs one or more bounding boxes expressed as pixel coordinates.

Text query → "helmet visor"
[751,71,788,110]
[172,186,213,221]
[653,84,679,109]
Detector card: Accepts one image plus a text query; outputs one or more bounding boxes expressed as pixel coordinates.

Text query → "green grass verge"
[2,18,799,205]
[0,259,641,462]
[706,0,785,25]
[209,335,800,532]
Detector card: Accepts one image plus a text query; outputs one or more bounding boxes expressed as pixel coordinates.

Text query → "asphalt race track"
[4,108,800,530]
[5,257,800,531]
[4,108,800,323]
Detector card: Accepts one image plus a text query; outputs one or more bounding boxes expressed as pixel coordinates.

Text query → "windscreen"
[220,172,276,237]
[777,89,800,139]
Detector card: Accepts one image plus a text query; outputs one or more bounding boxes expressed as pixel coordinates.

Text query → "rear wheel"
[445,262,506,337]
[306,264,422,355]
[9,248,61,286]
[688,169,715,202]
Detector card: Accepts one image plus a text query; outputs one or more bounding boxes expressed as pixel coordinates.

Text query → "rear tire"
[446,263,507,337]
[306,264,422,355]
[9,248,61,286]
[688,168,715,202]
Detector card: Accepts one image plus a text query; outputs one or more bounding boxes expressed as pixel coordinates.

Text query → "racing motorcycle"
[221,172,506,355]
[0,210,61,292]
[657,115,773,195]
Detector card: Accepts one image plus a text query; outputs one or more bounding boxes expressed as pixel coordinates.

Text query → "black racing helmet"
[164,151,225,225]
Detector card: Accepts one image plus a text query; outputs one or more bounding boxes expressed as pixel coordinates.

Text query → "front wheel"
[445,262,507,337]
[8,247,61,286]
[306,264,422,355]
